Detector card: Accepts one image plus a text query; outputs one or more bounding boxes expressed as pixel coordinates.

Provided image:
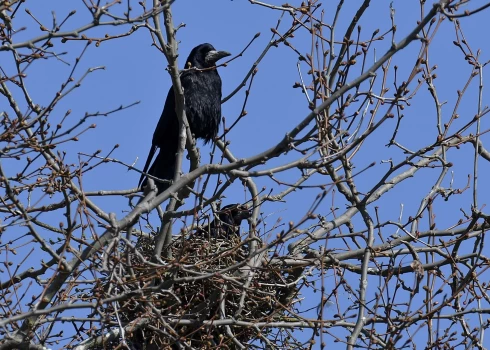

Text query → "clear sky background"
[3,0,490,348]
[15,0,489,217]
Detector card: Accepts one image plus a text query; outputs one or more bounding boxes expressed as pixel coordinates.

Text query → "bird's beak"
[238,205,252,220]
[205,50,231,65]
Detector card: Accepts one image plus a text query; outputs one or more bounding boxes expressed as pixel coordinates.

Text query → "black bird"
[204,204,251,238]
[139,43,231,193]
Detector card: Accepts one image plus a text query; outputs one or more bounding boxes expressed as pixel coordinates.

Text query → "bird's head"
[209,203,250,238]
[216,204,252,226]
[186,43,231,69]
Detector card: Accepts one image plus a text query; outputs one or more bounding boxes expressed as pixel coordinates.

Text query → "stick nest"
[90,232,293,349]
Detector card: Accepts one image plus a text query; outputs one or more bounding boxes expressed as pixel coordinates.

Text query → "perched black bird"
[199,204,251,239]
[139,43,231,193]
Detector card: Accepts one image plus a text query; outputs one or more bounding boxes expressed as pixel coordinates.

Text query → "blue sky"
[3,0,490,348]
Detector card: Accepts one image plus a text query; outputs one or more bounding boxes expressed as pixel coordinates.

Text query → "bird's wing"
[152,86,175,147]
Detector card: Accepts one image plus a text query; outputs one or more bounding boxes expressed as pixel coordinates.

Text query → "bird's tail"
[139,148,176,194]
[139,145,157,188]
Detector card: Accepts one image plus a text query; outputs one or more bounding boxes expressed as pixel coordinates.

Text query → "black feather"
[205,204,251,238]
[139,43,230,193]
